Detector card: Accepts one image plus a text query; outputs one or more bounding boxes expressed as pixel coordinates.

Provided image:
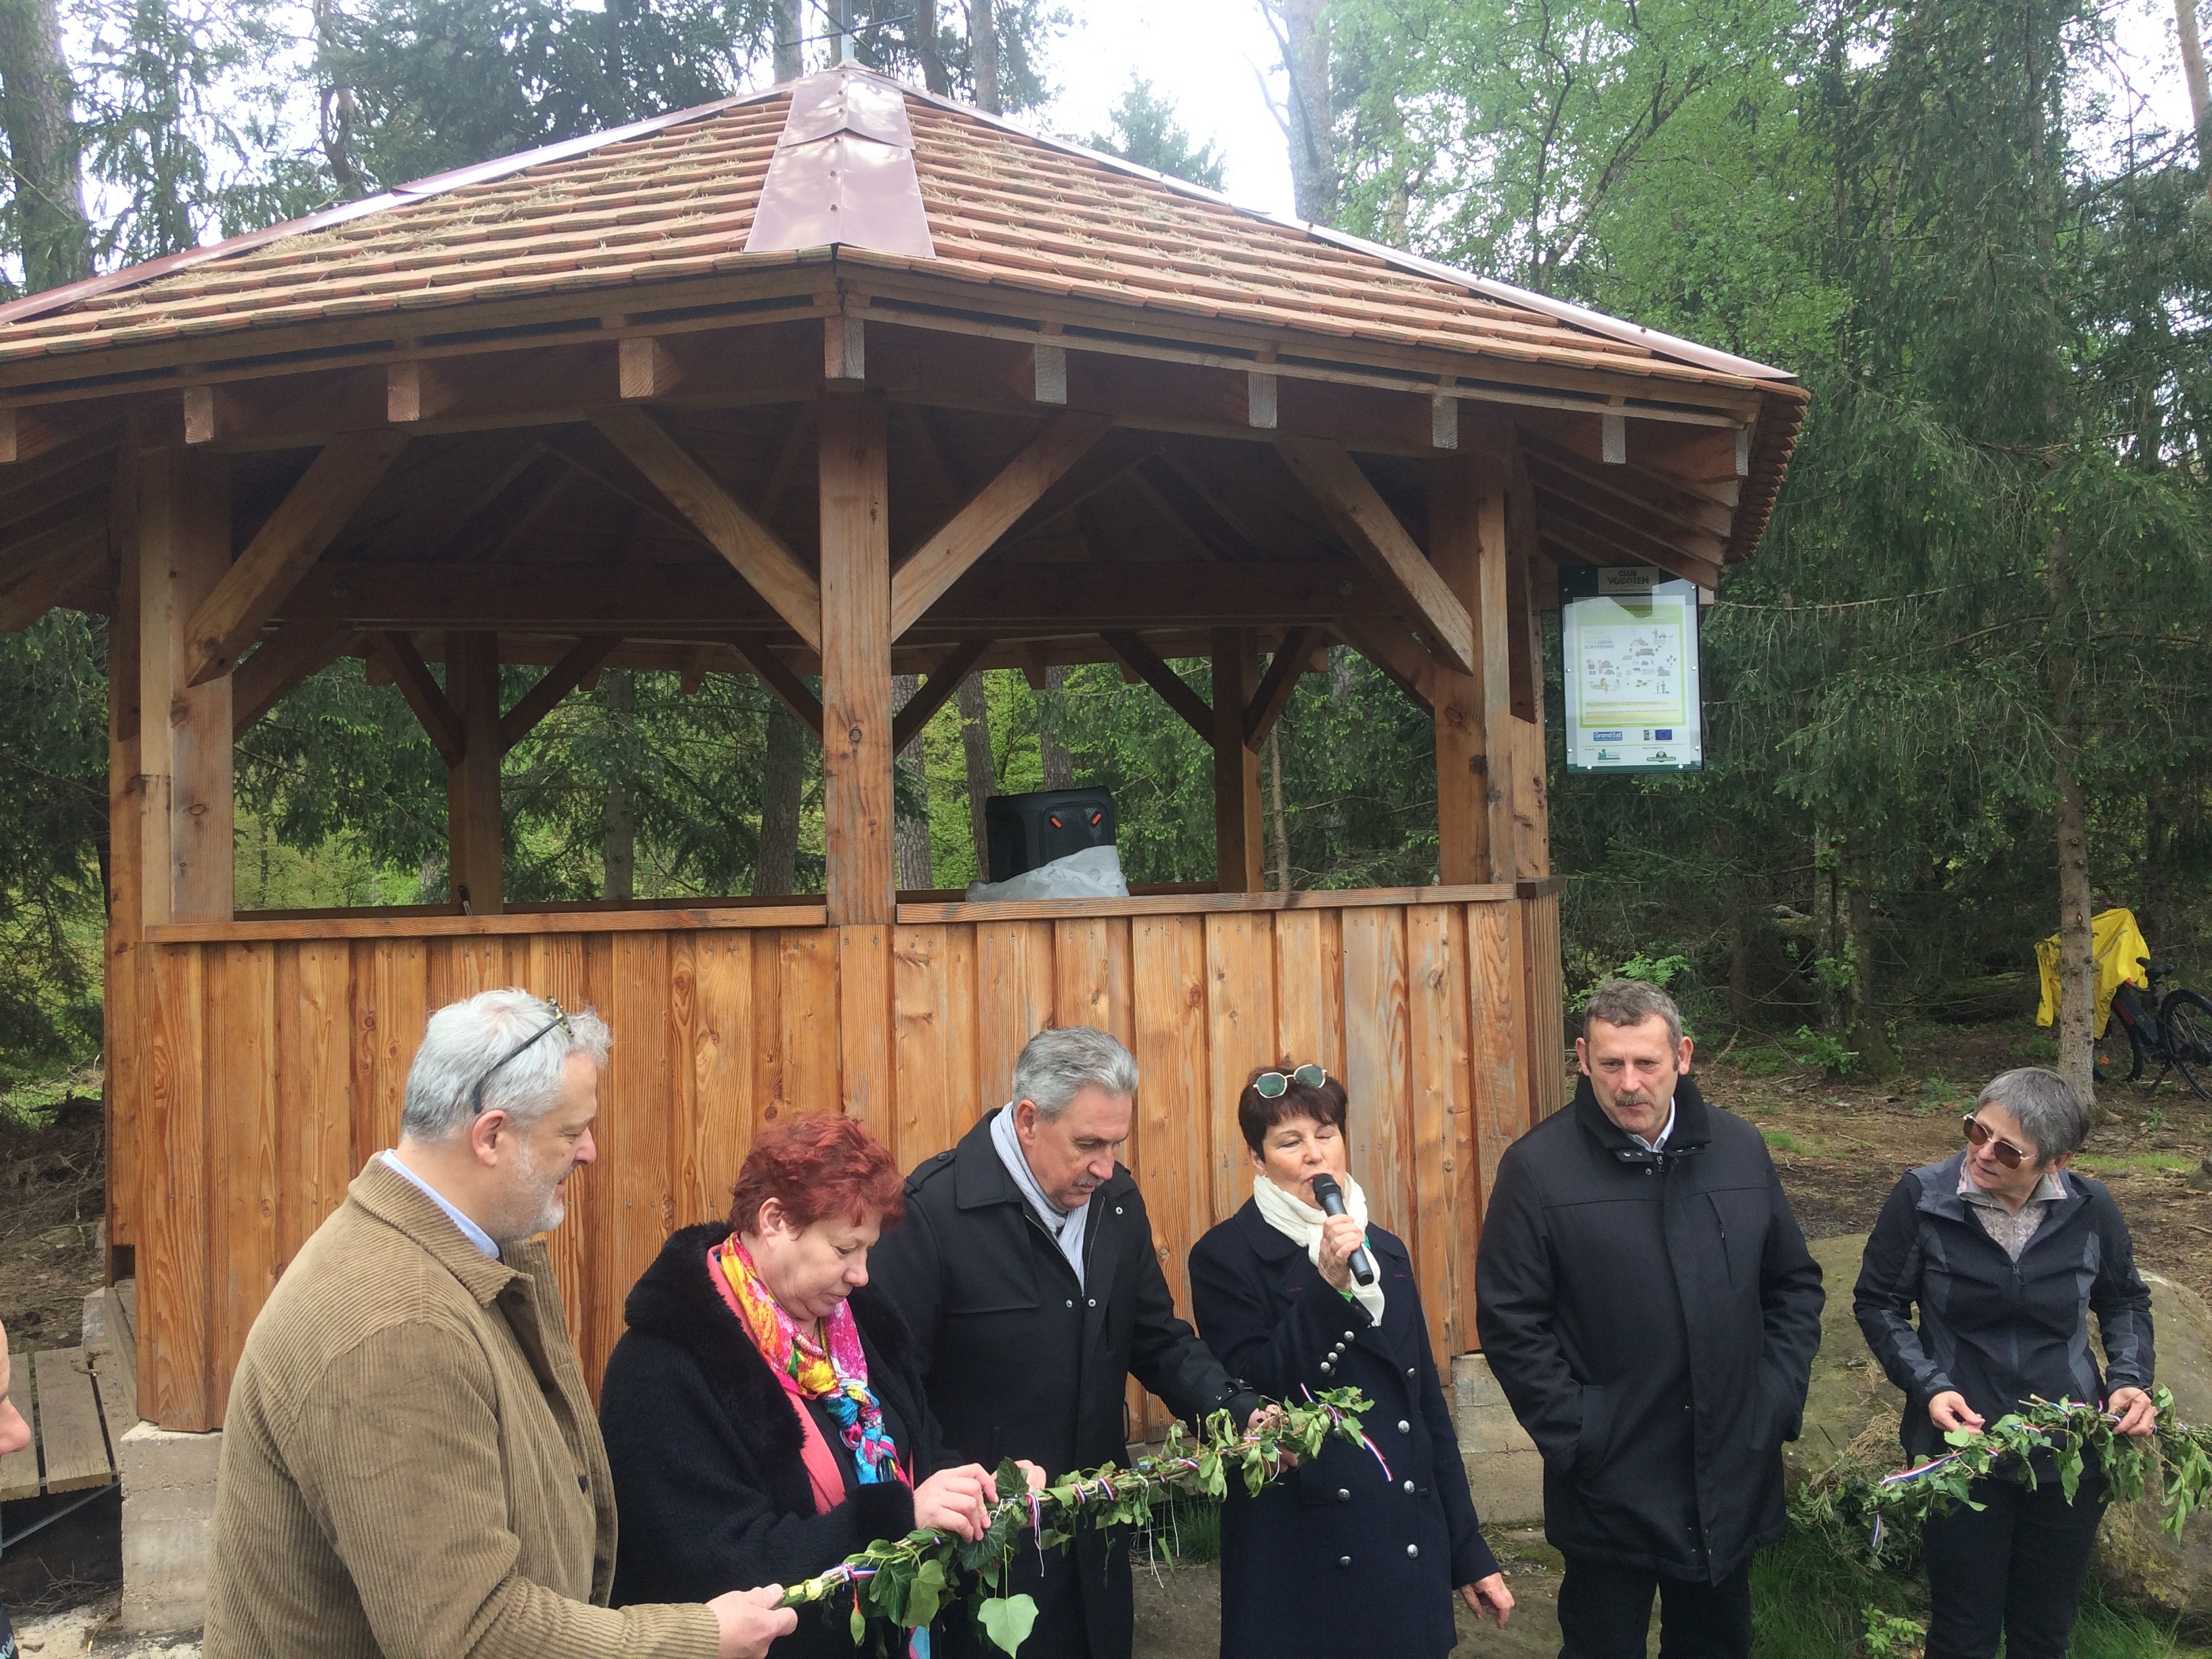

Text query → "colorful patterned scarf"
[710,1233,908,1491]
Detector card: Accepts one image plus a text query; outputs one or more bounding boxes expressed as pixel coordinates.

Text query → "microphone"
[1309,1174,1375,1288]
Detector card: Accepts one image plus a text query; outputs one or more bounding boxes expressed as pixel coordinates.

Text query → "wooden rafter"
[1334,619,1436,719]
[1531,484,1721,589]
[592,405,823,652]
[890,411,1111,639]
[0,518,106,631]
[1244,626,1317,747]
[1101,629,1212,740]
[1517,431,1732,541]
[1271,436,1476,676]
[893,639,991,752]
[232,620,351,732]
[729,637,825,739]
[184,430,409,685]
[369,631,464,764]
[499,636,618,750]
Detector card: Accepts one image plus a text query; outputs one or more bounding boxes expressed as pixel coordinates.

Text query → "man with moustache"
[867,1025,1261,1659]
[205,989,795,1659]
[1475,980,1824,1659]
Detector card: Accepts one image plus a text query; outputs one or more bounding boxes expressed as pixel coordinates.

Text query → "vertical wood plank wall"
[126,895,1568,1435]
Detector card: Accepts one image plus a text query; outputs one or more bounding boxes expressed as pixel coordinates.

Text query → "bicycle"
[2094,956,2212,1102]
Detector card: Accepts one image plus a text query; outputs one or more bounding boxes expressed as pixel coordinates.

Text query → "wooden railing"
[115,886,1565,1433]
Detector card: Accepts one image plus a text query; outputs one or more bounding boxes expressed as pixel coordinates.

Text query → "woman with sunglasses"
[1188,1063,1513,1659]
[1854,1067,2156,1659]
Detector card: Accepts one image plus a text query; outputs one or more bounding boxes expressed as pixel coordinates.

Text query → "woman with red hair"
[602,1115,1007,1655]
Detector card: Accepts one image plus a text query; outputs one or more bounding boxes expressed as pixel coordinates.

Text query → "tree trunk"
[1038,664,1073,790]
[956,671,994,879]
[1265,725,1292,892]
[2179,0,2211,203]
[914,0,947,93]
[0,0,91,293]
[601,671,636,900]
[2047,529,2097,1108]
[1811,823,1845,1036]
[970,0,1000,114]
[891,672,935,891]
[773,0,803,80]
[1265,0,1334,222]
[1843,846,1902,1078]
[1728,885,1755,1030]
[755,704,804,896]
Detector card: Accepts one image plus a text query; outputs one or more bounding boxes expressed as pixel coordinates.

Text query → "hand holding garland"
[777,1388,1379,1656]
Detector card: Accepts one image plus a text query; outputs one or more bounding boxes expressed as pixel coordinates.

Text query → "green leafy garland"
[776,1389,1376,1656]
[1794,1387,2212,1559]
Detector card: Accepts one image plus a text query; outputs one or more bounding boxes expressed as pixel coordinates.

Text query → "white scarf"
[1252,1172,1387,1327]
[990,1104,1090,1290]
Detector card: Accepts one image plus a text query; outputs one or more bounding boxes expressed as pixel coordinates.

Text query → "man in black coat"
[1476,979,1824,1659]
[867,1025,1259,1659]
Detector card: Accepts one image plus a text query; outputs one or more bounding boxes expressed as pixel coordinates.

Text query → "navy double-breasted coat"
[1189,1200,1498,1659]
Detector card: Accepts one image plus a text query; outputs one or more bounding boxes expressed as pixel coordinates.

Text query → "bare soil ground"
[0,1095,105,1349]
[1691,1022,2212,1303]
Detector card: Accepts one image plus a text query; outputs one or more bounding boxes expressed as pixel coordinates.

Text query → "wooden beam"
[889,411,1111,639]
[1432,446,1518,883]
[1243,625,1316,748]
[184,430,408,685]
[370,631,464,765]
[136,448,233,926]
[818,390,893,926]
[1273,435,1477,676]
[826,315,866,384]
[1521,450,1727,565]
[0,518,106,630]
[1518,430,1734,539]
[231,620,350,732]
[892,639,991,752]
[1502,437,1544,724]
[1335,619,1436,718]
[498,635,618,751]
[619,335,682,401]
[0,405,123,467]
[1531,488,1723,589]
[1033,343,1067,405]
[446,632,504,913]
[1101,629,1212,740]
[591,405,823,651]
[1211,628,1263,893]
[729,638,825,739]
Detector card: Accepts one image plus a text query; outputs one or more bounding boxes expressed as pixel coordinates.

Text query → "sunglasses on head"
[1254,1063,1328,1099]
[468,997,571,1118]
[1961,1113,2032,1170]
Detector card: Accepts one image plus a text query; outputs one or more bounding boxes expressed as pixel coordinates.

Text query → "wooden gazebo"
[0,68,1803,1437]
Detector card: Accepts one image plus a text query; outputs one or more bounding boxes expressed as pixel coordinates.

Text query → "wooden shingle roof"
[0,68,1797,407]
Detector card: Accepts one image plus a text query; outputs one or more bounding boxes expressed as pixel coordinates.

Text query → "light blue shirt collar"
[380,1149,501,1259]
[1632,1101,1677,1155]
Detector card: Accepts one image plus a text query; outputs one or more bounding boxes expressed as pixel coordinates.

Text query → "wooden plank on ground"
[0,1349,39,1500]
[91,1295,140,1455]
[34,1348,111,1492]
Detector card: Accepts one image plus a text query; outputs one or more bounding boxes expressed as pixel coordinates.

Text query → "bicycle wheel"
[2094,1012,2144,1086]
[2157,989,2212,1102]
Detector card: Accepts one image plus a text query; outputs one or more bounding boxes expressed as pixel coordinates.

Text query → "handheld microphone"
[1309,1174,1376,1288]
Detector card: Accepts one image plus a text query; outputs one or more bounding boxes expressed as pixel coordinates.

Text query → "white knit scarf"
[1252,1172,1387,1326]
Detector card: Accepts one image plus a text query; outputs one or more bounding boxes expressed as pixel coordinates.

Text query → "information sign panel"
[1560,567,1704,773]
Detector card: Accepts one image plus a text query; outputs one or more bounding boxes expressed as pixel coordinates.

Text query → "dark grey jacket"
[1475,1074,1824,1582]
[1853,1151,2154,1465]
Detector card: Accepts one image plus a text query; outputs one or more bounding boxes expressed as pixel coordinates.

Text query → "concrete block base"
[119,1422,222,1636]
[1453,1353,1544,1526]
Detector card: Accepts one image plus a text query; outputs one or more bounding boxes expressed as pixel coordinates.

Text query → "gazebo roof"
[0,66,1796,406]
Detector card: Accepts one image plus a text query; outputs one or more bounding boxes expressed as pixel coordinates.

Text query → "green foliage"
[1860,1607,1927,1657]
[1082,76,1225,189]
[1788,1026,1859,1076]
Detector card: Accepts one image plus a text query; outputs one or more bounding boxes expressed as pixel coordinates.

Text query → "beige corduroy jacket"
[203,1157,720,1659]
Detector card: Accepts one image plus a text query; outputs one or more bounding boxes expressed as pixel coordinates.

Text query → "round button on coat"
[1336,1556,1352,1568]
[1406,1544,1420,1559]
[1397,1420,1410,1433]
[1336,1489,1350,1503]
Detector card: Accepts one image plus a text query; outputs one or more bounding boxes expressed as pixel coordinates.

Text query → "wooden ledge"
[895,883,1519,924]
[144,903,829,943]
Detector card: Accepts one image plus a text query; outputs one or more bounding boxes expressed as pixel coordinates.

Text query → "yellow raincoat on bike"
[2035,907,2150,1039]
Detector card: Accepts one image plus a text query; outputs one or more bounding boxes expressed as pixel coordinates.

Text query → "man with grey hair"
[869,1024,1260,1659]
[206,989,796,1659]
[1476,979,1823,1659]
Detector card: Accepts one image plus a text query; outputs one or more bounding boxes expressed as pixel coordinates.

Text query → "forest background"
[0,0,2209,1106]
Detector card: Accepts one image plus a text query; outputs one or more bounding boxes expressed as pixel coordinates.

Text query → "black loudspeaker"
[984,788,1117,882]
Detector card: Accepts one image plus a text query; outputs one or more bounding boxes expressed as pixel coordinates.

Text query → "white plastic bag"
[965,844,1130,902]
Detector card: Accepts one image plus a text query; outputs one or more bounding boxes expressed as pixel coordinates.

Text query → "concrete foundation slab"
[117,1422,220,1636]
[1454,1353,1544,1526]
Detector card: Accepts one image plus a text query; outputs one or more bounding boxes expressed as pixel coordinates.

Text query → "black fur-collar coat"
[600,1221,954,1653]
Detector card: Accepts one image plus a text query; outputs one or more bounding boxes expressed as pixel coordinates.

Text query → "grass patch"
[1763,1129,1805,1154]
[0,1057,100,1130]
[2074,1152,2199,1175]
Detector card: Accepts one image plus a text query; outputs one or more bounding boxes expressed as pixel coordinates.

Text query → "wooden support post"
[818,390,894,926]
[104,444,142,1274]
[1429,449,1518,884]
[137,447,234,926]
[1210,628,1263,894]
[445,632,504,914]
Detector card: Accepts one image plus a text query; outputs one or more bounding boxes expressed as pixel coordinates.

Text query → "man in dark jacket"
[1476,979,1824,1659]
[867,1025,1259,1659]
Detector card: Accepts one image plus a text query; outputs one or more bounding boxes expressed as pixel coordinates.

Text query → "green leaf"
[979,1593,1040,1656]
[851,1600,867,1645]
[994,1458,1029,1500]
[903,1556,947,1629]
